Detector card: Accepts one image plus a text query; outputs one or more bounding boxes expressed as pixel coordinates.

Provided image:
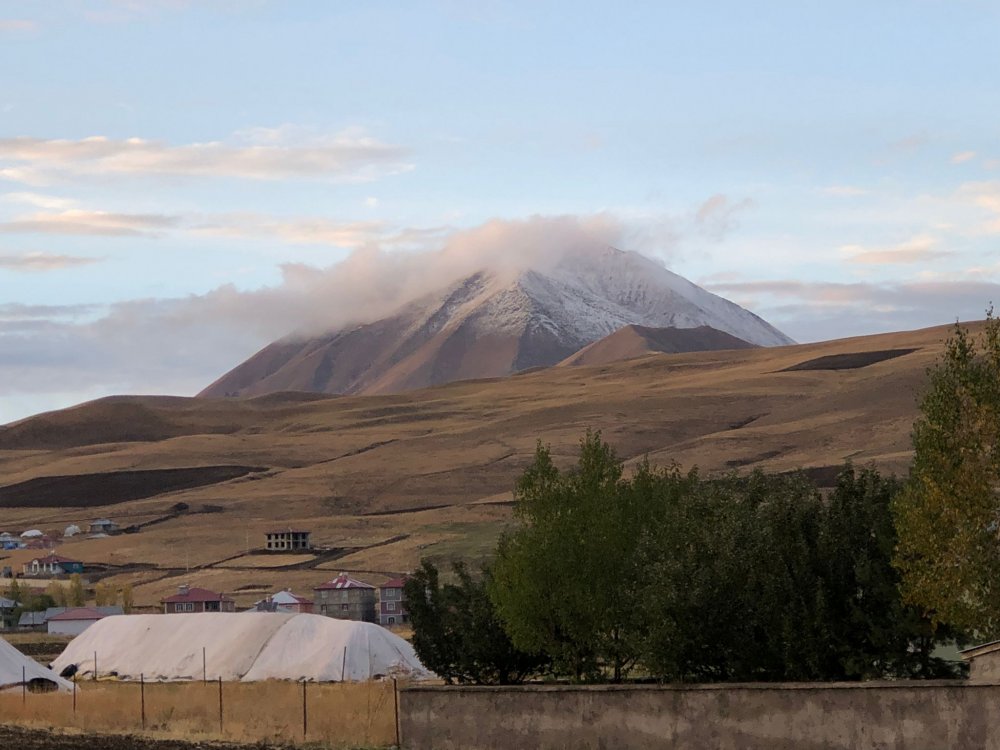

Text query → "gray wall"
[399,681,1000,750]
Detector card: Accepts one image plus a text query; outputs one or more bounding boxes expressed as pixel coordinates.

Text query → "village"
[0,523,409,636]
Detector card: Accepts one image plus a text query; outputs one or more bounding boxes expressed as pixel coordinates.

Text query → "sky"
[1,0,1000,423]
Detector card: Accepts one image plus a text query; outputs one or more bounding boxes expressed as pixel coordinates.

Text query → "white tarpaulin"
[0,636,74,693]
[51,612,431,682]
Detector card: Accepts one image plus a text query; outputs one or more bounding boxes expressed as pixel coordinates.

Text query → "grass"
[0,679,399,748]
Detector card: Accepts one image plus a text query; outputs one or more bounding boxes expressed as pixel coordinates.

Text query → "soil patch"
[780,348,918,372]
[0,466,266,508]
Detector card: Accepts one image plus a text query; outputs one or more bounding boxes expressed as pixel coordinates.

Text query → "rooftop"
[162,586,234,604]
[314,573,374,591]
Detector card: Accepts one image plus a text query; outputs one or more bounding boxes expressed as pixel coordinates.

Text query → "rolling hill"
[0,322,961,607]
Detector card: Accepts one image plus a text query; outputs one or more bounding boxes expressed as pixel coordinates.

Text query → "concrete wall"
[399,681,1000,750]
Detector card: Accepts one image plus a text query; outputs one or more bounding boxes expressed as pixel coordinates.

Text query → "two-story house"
[378,577,409,626]
[161,585,235,614]
[313,573,377,623]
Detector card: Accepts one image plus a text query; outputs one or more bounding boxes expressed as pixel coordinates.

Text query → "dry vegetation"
[0,323,966,607]
[0,679,398,748]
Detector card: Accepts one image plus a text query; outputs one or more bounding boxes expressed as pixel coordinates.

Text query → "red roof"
[266,529,310,535]
[380,577,408,589]
[32,554,81,565]
[49,607,108,622]
[162,587,234,604]
[314,573,374,591]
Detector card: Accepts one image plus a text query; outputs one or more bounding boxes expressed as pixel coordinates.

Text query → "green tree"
[894,313,1000,636]
[4,575,22,604]
[121,583,134,614]
[490,432,650,681]
[68,573,85,607]
[45,579,68,608]
[405,560,545,684]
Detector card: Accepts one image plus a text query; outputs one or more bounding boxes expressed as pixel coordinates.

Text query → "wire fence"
[0,677,400,748]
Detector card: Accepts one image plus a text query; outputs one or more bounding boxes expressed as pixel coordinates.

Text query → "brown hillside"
[560,324,756,367]
[0,322,963,608]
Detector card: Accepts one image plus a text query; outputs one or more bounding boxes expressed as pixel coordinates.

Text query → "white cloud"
[2,192,78,210]
[0,252,102,272]
[821,185,869,197]
[0,130,411,184]
[0,209,177,237]
[952,151,977,164]
[0,19,36,32]
[840,234,947,265]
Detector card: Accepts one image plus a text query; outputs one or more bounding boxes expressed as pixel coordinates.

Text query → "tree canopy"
[894,313,1000,636]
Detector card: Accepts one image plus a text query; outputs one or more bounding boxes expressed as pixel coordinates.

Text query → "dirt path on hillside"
[0,726,287,750]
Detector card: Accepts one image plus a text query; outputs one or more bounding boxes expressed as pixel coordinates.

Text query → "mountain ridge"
[200,247,793,398]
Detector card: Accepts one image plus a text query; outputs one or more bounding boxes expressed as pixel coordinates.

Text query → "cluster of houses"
[0,519,119,552]
[2,526,411,638]
[165,572,409,627]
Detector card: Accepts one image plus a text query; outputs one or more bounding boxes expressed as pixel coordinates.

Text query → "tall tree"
[894,313,1000,636]
[68,573,86,607]
[490,432,651,681]
[405,560,544,684]
[121,583,135,614]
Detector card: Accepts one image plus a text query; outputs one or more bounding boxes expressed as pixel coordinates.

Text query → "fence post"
[140,673,146,730]
[73,677,77,714]
[93,651,97,681]
[21,665,25,704]
[217,676,223,734]
[393,677,401,748]
[202,647,207,683]
[302,679,308,740]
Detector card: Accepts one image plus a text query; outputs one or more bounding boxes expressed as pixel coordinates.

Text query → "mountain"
[199,247,794,398]
[559,324,757,367]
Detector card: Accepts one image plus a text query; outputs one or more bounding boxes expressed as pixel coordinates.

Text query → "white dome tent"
[51,612,432,683]
[0,636,74,693]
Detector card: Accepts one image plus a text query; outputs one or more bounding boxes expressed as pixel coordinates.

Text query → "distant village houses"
[0,597,19,630]
[314,574,377,623]
[378,577,409,626]
[250,589,314,614]
[265,529,311,551]
[22,554,84,578]
[47,606,123,636]
[162,585,235,614]
[88,518,119,535]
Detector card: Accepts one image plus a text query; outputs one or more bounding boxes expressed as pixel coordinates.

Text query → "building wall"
[399,682,1000,750]
[48,619,97,636]
[315,588,377,622]
[969,651,1000,682]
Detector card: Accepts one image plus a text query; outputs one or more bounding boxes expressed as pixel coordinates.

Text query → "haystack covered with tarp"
[0,636,74,692]
[51,612,431,682]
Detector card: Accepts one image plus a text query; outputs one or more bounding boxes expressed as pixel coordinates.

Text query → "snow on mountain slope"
[199,247,793,398]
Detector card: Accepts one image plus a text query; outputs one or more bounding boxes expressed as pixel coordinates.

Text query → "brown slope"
[0,322,965,607]
[560,324,757,367]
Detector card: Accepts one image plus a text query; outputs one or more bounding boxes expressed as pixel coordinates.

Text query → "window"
[386,602,396,612]
[341,603,349,611]
[388,617,396,625]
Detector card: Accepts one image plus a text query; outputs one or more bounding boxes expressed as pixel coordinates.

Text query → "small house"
[0,597,19,630]
[265,529,312,551]
[88,519,119,535]
[250,589,314,614]
[161,584,235,614]
[962,641,1000,682]
[313,573,377,623]
[47,606,123,636]
[378,577,410,626]
[22,554,84,578]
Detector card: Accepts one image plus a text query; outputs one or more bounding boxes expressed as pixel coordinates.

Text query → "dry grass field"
[0,679,397,748]
[0,322,967,606]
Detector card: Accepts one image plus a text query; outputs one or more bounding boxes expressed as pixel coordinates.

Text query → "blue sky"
[1,0,999,422]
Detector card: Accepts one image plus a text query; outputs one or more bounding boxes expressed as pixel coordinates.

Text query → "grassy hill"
[0,322,961,607]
